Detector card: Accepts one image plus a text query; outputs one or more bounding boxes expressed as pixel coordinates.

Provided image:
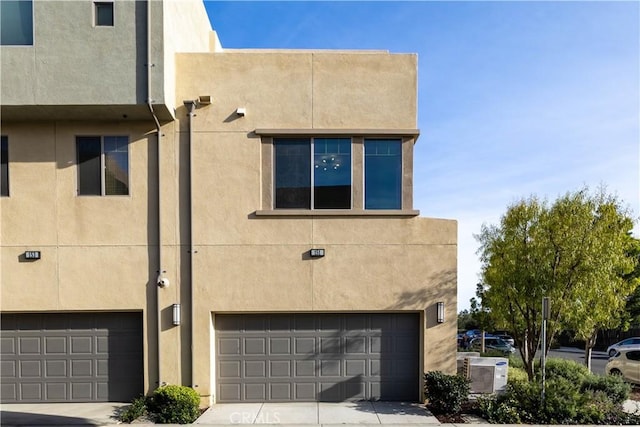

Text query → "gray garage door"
[1,312,143,403]
[215,313,419,402]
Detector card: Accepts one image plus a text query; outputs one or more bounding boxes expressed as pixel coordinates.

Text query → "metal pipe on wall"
[146,0,164,388]
[184,100,197,393]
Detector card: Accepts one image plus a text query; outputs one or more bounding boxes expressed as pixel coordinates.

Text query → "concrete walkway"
[1,399,639,426]
[0,401,438,426]
[195,401,438,425]
[0,402,128,426]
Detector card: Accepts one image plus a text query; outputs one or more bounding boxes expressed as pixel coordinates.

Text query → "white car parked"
[606,337,640,357]
[606,349,640,385]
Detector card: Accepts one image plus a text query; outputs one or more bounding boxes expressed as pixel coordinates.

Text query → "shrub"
[423,371,470,414]
[508,354,524,369]
[507,366,528,385]
[539,377,582,424]
[538,358,590,384]
[478,368,640,425]
[119,395,148,423]
[477,393,523,424]
[147,385,201,424]
[580,374,630,405]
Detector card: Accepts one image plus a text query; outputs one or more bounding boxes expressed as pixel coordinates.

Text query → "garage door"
[215,313,419,402]
[1,312,143,403]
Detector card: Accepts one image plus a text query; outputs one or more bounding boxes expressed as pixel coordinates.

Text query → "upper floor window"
[1,136,8,197]
[77,136,129,196]
[275,138,351,209]
[364,139,402,209]
[0,0,33,45]
[94,2,114,26]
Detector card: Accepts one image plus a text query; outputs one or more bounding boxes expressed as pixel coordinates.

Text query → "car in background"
[465,329,482,338]
[469,336,516,355]
[495,333,515,347]
[606,349,640,384]
[606,337,640,357]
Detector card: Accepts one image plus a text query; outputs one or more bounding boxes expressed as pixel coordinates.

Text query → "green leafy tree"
[457,309,479,331]
[622,237,640,327]
[476,187,637,379]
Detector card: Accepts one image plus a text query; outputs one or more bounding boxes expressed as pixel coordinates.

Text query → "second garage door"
[1,312,143,403]
[215,313,419,402]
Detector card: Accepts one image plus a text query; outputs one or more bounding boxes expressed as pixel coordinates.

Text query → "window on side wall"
[1,136,8,197]
[0,0,33,45]
[274,137,352,209]
[364,139,402,209]
[77,136,129,196]
[94,1,114,26]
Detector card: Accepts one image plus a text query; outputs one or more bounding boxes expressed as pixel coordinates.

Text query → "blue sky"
[203,1,640,311]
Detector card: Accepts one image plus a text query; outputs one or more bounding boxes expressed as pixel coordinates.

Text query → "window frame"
[1,135,9,197]
[0,0,34,46]
[363,138,403,210]
[257,129,419,217]
[76,135,130,197]
[273,137,353,210]
[94,1,114,27]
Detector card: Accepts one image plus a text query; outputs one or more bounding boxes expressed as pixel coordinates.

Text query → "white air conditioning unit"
[456,352,480,376]
[463,356,508,394]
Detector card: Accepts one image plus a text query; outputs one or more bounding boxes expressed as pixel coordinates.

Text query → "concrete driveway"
[0,402,127,426]
[195,401,438,425]
[0,401,437,426]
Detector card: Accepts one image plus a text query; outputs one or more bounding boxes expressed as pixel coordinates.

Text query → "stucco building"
[0,0,457,405]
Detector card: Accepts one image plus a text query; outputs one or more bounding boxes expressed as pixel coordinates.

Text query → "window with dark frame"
[274,138,352,210]
[1,136,8,197]
[0,0,33,45]
[364,139,402,209]
[77,136,129,196]
[95,2,114,26]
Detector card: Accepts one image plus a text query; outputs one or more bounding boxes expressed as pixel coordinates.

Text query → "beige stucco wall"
[162,0,216,116]
[176,50,457,403]
[1,48,457,404]
[0,120,188,392]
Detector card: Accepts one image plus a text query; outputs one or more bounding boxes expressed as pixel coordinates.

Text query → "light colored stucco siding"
[0,119,185,391]
[1,1,157,106]
[312,53,417,129]
[162,0,214,116]
[0,122,158,306]
[176,52,417,131]
[177,50,457,403]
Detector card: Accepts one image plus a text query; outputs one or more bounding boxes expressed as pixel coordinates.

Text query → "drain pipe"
[183,100,197,392]
[146,0,166,388]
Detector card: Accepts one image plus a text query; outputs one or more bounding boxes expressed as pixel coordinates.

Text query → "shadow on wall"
[385,269,456,313]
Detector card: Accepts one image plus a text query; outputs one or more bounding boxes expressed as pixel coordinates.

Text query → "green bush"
[148,385,201,424]
[507,366,528,385]
[508,354,524,369]
[538,358,590,383]
[539,377,583,424]
[478,369,639,425]
[423,371,470,414]
[580,374,630,405]
[119,395,148,423]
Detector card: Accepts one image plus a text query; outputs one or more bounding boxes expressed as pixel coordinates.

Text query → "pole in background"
[541,297,550,402]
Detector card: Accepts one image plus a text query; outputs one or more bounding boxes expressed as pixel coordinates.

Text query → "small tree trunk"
[584,344,592,372]
[583,329,598,372]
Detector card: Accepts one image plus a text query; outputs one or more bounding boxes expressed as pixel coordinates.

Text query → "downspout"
[146,0,165,388]
[183,100,197,392]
